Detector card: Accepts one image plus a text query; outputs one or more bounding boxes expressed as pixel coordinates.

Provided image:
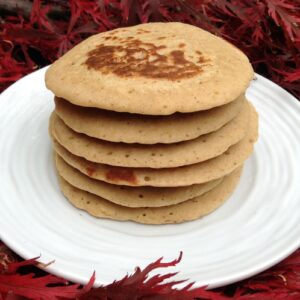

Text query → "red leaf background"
[0,0,300,298]
[1,241,300,299]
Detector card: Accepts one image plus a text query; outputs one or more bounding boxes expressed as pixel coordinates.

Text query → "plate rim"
[0,67,300,288]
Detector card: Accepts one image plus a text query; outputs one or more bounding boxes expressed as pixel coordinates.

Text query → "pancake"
[50,101,249,168]
[57,167,243,224]
[54,95,245,144]
[55,153,222,208]
[45,22,253,115]
[51,101,258,187]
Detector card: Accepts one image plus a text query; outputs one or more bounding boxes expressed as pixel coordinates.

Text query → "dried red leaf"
[0,259,94,300]
[79,252,225,300]
[5,258,40,275]
[121,0,133,22]
[284,69,300,82]
[0,273,77,300]
[140,0,164,23]
[266,0,300,41]
[1,241,300,299]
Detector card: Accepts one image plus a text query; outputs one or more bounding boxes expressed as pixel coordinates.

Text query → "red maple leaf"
[79,252,225,300]
[0,255,95,300]
[266,0,300,41]
[284,69,300,82]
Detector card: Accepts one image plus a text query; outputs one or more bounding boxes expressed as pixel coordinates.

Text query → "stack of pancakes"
[45,22,258,224]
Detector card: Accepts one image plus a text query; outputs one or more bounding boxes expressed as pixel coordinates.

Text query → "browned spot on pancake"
[158,37,166,40]
[196,51,208,63]
[137,29,151,34]
[106,167,138,185]
[86,166,96,177]
[84,38,211,80]
[178,43,185,48]
[109,31,118,35]
[198,56,208,63]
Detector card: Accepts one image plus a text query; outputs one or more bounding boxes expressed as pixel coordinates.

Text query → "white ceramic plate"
[1,68,300,288]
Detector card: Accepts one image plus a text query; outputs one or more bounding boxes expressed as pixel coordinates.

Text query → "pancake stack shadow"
[46,22,258,224]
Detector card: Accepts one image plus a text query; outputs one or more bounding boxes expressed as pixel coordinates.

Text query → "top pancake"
[45,22,253,115]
